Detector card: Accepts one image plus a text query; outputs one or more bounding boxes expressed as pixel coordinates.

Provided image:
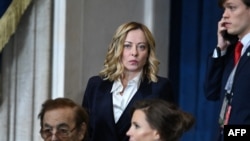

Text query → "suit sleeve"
[82,76,101,115]
[154,77,176,103]
[204,53,225,101]
[81,76,98,141]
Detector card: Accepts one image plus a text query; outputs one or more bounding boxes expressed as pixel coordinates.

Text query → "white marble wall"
[0,0,170,140]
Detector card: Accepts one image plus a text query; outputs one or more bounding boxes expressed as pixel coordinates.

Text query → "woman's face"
[126,109,160,141]
[122,29,149,73]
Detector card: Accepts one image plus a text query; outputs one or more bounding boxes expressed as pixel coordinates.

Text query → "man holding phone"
[204,0,250,140]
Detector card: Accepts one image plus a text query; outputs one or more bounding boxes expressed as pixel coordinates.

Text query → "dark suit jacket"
[82,75,174,141]
[205,43,250,124]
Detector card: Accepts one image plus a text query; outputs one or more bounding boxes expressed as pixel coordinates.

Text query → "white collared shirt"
[111,71,142,123]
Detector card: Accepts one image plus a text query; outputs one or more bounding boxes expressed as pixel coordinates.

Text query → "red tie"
[234,41,243,65]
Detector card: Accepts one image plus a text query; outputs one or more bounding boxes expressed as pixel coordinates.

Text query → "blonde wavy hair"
[99,21,160,82]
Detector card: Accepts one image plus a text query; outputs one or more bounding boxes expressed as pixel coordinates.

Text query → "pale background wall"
[0,0,170,140]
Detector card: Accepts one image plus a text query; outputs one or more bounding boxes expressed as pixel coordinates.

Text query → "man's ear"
[78,122,87,140]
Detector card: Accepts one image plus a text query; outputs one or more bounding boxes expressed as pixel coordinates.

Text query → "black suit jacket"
[205,43,250,125]
[82,75,174,141]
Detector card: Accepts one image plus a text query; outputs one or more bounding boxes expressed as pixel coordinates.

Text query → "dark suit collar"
[236,46,250,73]
[114,78,152,140]
[95,78,153,139]
[116,78,151,125]
[95,80,117,129]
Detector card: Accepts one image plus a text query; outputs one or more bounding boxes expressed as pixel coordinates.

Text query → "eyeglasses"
[40,126,77,139]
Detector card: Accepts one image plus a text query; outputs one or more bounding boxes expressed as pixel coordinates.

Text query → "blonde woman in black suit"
[82,21,175,141]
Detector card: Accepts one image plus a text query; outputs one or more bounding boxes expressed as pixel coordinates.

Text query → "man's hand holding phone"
[217,19,231,51]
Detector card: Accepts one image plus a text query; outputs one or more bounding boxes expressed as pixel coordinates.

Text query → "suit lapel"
[116,78,151,128]
[95,80,117,128]
[236,47,250,74]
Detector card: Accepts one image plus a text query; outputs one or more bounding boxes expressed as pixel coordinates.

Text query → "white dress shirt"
[111,71,142,123]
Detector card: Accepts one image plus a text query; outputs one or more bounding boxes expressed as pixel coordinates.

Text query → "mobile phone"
[222,30,237,43]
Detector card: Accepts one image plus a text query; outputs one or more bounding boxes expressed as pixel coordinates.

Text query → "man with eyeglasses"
[38,97,88,141]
